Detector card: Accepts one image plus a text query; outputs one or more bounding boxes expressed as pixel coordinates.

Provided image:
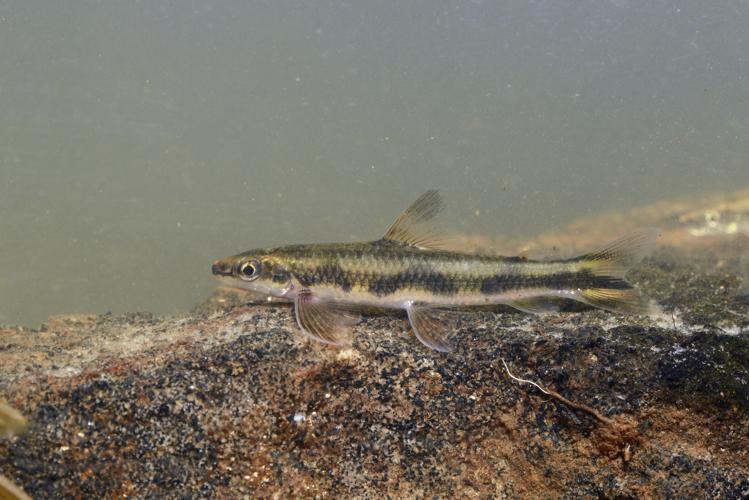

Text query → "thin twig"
[501,358,614,427]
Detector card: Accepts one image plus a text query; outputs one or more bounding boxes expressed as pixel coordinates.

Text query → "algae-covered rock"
[0,243,747,498]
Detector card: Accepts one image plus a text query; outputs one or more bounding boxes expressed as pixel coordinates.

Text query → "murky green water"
[2,1,748,326]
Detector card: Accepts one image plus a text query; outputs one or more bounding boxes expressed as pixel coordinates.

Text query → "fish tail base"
[575,228,661,316]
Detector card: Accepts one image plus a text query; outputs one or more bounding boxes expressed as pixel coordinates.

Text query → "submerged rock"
[0,244,747,498]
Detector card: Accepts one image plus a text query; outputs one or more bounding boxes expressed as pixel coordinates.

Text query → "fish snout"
[211,260,233,276]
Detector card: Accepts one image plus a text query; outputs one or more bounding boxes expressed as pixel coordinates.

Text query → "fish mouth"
[211,260,233,277]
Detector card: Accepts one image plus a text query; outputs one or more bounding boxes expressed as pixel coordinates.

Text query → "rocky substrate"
[1,245,748,498]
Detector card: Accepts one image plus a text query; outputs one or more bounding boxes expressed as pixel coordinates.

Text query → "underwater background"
[1,0,748,326]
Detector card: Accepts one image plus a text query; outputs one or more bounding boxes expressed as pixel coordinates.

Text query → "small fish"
[212,191,659,352]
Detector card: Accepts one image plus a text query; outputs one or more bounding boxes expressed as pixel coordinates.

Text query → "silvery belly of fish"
[212,191,659,352]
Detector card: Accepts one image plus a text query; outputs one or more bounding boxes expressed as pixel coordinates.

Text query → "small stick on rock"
[501,358,615,427]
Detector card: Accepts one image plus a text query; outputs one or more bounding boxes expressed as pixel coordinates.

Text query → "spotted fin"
[381,190,449,250]
[406,303,461,352]
[294,289,358,345]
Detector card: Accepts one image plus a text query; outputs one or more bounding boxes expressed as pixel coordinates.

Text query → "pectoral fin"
[406,303,461,352]
[294,289,357,345]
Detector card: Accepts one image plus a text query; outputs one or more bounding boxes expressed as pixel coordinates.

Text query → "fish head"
[211,248,293,297]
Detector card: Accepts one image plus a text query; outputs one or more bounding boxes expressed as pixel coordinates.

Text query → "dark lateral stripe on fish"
[293,260,463,296]
[367,269,458,296]
[296,263,353,292]
[479,270,632,295]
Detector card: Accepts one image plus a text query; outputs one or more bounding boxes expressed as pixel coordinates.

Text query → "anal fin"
[406,303,461,352]
[294,289,358,345]
[506,297,561,315]
[578,287,661,316]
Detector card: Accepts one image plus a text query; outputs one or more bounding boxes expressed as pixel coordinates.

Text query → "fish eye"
[239,260,261,281]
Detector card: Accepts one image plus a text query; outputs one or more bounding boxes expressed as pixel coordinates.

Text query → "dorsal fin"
[381,190,448,250]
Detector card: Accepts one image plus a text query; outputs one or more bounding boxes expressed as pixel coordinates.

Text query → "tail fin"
[576,229,661,316]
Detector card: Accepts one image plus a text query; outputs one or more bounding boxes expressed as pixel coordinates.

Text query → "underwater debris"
[501,358,613,426]
[0,401,29,500]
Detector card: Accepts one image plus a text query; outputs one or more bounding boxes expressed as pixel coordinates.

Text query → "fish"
[212,190,660,352]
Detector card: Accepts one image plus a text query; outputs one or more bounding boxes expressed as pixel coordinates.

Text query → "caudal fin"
[576,229,661,316]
